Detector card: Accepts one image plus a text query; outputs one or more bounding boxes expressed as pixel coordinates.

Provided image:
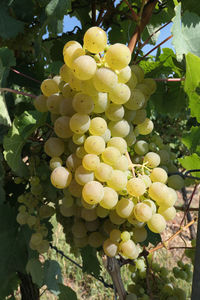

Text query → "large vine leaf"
[171,3,200,61]
[26,258,44,288]
[80,246,101,278]
[3,111,47,176]
[43,260,62,295]
[182,126,200,154]
[46,0,71,19]
[184,53,200,122]
[0,94,11,127]
[59,284,78,300]
[179,153,200,178]
[0,6,24,39]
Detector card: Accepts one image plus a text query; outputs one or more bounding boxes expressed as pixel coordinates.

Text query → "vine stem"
[154,78,185,82]
[0,88,36,98]
[122,0,139,22]
[175,206,199,212]
[10,67,41,84]
[180,184,199,227]
[148,219,196,254]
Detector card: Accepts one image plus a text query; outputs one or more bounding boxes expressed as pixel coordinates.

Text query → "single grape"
[150,167,168,184]
[103,239,118,257]
[105,43,131,70]
[70,113,90,134]
[50,157,63,169]
[82,180,104,204]
[75,165,94,185]
[124,89,145,111]
[134,140,149,155]
[136,118,154,135]
[81,207,97,222]
[132,227,147,242]
[158,206,176,221]
[127,178,146,197]
[93,67,118,92]
[66,153,82,172]
[51,167,72,189]
[84,135,105,155]
[94,163,113,182]
[147,213,166,233]
[116,198,134,218]
[118,66,132,83]
[110,229,121,243]
[44,137,65,157]
[107,170,128,191]
[54,116,73,139]
[100,186,118,209]
[83,26,107,53]
[34,95,48,112]
[72,92,94,114]
[82,154,100,171]
[105,103,125,121]
[134,203,152,222]
[64,44,85,68]
[167,175,185,190]
[119,239,138,259]
[121,231,131,242]
[109,83,131,104]
[101,146,121,166]
[72,55,97,80]
[89,117,107,135]
[132,109,147,125]
[59,64,71,82]
[108,119,130,137]
[72,221,87,238]
[107,137,127,154]
[41,79,59,97]
[143,152,160,168]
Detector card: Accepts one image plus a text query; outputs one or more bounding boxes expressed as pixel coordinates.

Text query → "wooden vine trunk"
[18,273,40,300]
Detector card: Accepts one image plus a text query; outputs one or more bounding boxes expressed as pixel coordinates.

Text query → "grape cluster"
[173,260,193,281]
[32,26,179,257]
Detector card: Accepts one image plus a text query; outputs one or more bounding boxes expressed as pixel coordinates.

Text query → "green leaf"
[0,6,24,39]
[58,284,77,300]
[43,260,62,295]
[3,111,47,176]
[184,53,200,122]
[179,153,200,178]
[0,94,11,126]
[26,258,44,288]
[80,246,100,278]
[46,0,71,19]
[141,226,161,247]
[171,3,200,61]
[0,153,5,205]
[0,47,16,85]
[182,127,200,154]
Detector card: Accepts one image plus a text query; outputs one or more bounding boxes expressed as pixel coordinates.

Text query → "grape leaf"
[171,3,200,61]
[0,47,16,85]
[46,0,71,19]
[80,245,100,278]
[3,111,47,176]
[141,226,161,247]
[179,153,200,179]
[26,258,44,288]
[0,94,11,127]
[184,53,200,122]
[182,127,200,154]
[0,6,24,39]
[43,260,62,295]
[58,284,78,300]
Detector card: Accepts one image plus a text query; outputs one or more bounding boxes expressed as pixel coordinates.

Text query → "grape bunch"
[31,26,179,258]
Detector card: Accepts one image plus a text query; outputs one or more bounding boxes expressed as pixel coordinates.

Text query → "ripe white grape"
[75,165,94,185]
[34,95,48,112]
[109,210,126,225]
[110,229,121,243]
[68,179,83,197]
[63,40,82,55]
[132,227,147,243]
[72,133,86,145]
[139,174,152,188]
[84,136,105,155]
[124,89,145,110]
[89,117,107,135]
[101,146,121,166]
[88,232,104,248]
[82,154,100,171]
[99,186,118,209]
[137,118,154,135]
[143,152,160,168]
[134,140,149,155]
[101,128,111,142]
[143,199,156,214]
[108,119,130,137]
[158,149,171,165]
[70,113,90,134]
[167,175,185,190]
[103,239,118,257]
[81,198,96,210]
[69,71,82,91]
[81,207,97,222]
[125,131,136,147]
[59,64,71,82]
[136,83,151,100]
[72,93,94,114]
[93,67,118,92]
[109,83,131,104]
[127,178,146,197]
[121,231,131,242]
[66,153,82,172]
[132,109,147,125]
[105,43,131,70]
[158,206,176,221]
[81,79,98,96]
[116,198,134,218]
[118,66,132,83]
[119,239,138,259]
[96,205,109,218]
[124,109,136,122]
[51,167,72,189]
[94,163,113,182]
[107,170,127,191]
[47,93,63,114]
[134,203,152,222]
[72,55,97,80]
[147,213,166,233]
[59,96,75,117]
[61,83,76,98]
[130,65,144,83]
[54,116,73,139]
[83,26,107,53]
[82,180,104,204]
[76,146,87,159]
[107,137,127,154]
[41,79,59,97]
[93,92,109,113]
[44,137,64,157]
[148,182,175,207]
[105,103,125,121]
[150,167,168,184]
[113,155,129,171]
[64,44,85,68]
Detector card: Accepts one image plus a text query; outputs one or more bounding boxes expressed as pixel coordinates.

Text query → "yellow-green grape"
[82,154,100,171]
[124,109,136,123]
[167,175,185,190]
[72,133,86,145]
[136,83,151,100]
[121,231,131,242]
[101,128,111,142]
[93,92,109,113]
[108,119,130,137]
[143,78,157,94]
[47,93,63,114]
[127,72,138,90]
[158,149,171,165]
[143,152,160,168]
[134,140,149,155]
[36,240,49,254]
[69,71,82,91]
[103,239,118,257]
[59,64,71,82]
[150,167,168,184]
[59,96,75,117]
[64,44,85,68]
[27,215,37,227]
[110,229,121,243]
[101,147,121,166]
[81,207,97,222]
[105,43,131,70]
[50,157,63,169]
[30,232,43,246]
[75,165,94,185]
[107,170,128,191]
[16,211,29,225]
[39,205,55,219]
[81,197,96,210]
[143,199,156,214]
[68,179,83,197]
[158,206,176,221]
[110,211,125,226]
[58,80,66,93]
[127,178,146,197]
[132,227,147,243]
[34,95,48,112]
[54,116,73,139]
[63,40,82,55]
[96,205,109,218]
[62,193,74,208]
[103,219,117,235]
[116,198,134,218]
[73,236,88,248]
[107,137,127,154]
[125,125,137,147]
[70,113,90,134]
[72,221,87,238]
[118,66,132,83]
[82,180,104,204]
[44,137,64,157]
[76,146,87,159]
[66,153,82,172]
[148,182,176,207]
[113,155,129,171]
[119,239,138,259]
[88,232,104,248]
[72,93,94,114]
[81,79,98,96]
[84,136,105,155]
[105,103,125,121]
[89,117,107,135]
[137,118,154,135]
[85,219,100,231]
[83,26,107,53]
[109,83,131,104]
[147,213,166,233]
[130,65,144,83]
[41,79,59,97]
[61,83,76,98]
[134,203,152,222]
[60,203,74,217]
[50,167,72,189]
[94,163,113,182]
[93,67,118,92]
[72,55,97,80]
[53,75,62,86]
[124,89,145,111]
[132,109,147,125]
[99,186,118,209]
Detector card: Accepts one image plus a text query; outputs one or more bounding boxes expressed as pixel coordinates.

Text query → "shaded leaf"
[81,245,100,278]
[46,0,71,19]
[182,126,200,154]
[26,258,44,288]
[0,6,24,39]
[43,260,62,295]
[58,284,78,300]
[141,226,161,247]
[0,94,11,127]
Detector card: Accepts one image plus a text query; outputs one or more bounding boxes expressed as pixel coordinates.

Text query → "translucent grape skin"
[44,137,64,157]
[84,136,105,155]
[72,55,97,80]
[116,198,134,218]
[41,79,59,97]
[83,26,107,53]
[134,203,152,222]
[82,180,104,204]
[51,167,72,189]
[127,178,146,197]
[105,43,131,70]
[103,239,118,257]
[147,213,166,233]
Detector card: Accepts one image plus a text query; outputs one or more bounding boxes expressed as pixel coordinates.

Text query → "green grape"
[84,136,105,155]
[150,167,168,184]
[143,78,157,94]
[131,65,144,83]
[96,205,109,218]
[85,219,100,232]
[108,119,130,137]
[121,231,131,242]
[75,165,94,185]
[47,93,63,114]
[134,203,152,222]
[34,95,48,112]
[16,211,28,225]
[143,152,160,168]
[107,137,127,154]
[36,240,49,254]
[124,89,145,110]
[64,44,85,68]
[105,43,131,70]
[39,205,55,219]
[82,180,104,204]
[59,96,75,117]
[51,166,72,189]
[100,186,118,209]
[63,40,82,55]
[88,232,104,248]
[93,67,118,92]
[81,198,96,210]
[76,146,87,159]
[105,103,125,121]
[110,229,121,243]
[136,118,154,135]
[118,66,132,83]
[101,128,111,142]
[60,204,74,217]
[158,149,171,165]
[116,198,134,218]
[109,83,131,104]
[139,175,152,188]
[31,183,43,196]
[147,213,166,233]
[70,113,90,134]
[107,170,128,191]
[30,176,40,186]
[41,79,59,97]
[72,55,97,80]
[101,146,121,166]
[59,64,71,82]
[44,137,64,158]
[50,157,63,169]
[72,220,87,238]
[72,92,94,114]
[54,116,73,139]
[66,153,82,172]
[158,206,176,221]
[119,239,138,259]
[143,199,156,214]
[132,109,147,125]
[109,210,126,225]
[81,79,98,96]
[94,162,113,182]
[113,155,129,171]
[27,215,37,227]
[125,130,136,146]
[81,207,97,221]
[62,194,74,208]
[89,117,107,135]
[124,109,136,122]
[103,239,118,257]
[135,258,146,271]
[167,175,185,190]
[127,73,138,90]
[82,153,100,171]
[93,92,109,113]
[72,133,86,145]
[127,178,146,197]
[83,26,107,53]
[134,140,149,155]
[132,227,147,242]
[73,236,88,248]
[30,232,43,246]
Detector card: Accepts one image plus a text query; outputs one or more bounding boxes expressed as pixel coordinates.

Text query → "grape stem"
[144,251,154,300]
[154,78,185,82]
[125,151,135,177]
[10,67,41,84]
[175,206,199,211]
[0,88,37,98]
